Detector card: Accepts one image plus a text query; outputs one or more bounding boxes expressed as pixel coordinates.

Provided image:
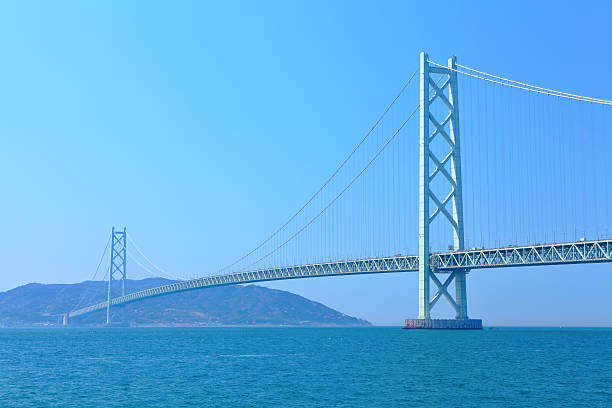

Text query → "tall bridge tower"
[107,227,127,324]
[407,52,481,329]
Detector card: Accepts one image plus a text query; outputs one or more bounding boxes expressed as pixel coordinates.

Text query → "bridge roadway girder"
[69,239,612,319]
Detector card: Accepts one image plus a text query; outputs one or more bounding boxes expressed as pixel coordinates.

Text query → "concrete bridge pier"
[404,319,482,329]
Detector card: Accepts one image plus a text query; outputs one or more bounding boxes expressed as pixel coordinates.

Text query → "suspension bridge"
[65,52,612,328]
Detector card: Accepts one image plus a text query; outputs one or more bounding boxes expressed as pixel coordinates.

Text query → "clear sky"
[0,1,610,325]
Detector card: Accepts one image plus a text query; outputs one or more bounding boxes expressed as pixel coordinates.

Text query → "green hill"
[0,278,370,327]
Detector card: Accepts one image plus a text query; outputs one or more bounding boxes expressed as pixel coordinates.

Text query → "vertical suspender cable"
[589,102,598,238]
[529,91,536,244]
[558,96,566,241]
[493,81,500,246]
[477,77,484,247]
[547,89,554,242]
[538,87,546,243]
[580,102,587,239]
[604,103,610,238]
[470,76,476,248]
[485,79,491,246]
[553,95,559,242]
[509,81,517,244]
[571,99,578,240]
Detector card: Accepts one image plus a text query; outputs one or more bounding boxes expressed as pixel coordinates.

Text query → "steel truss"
[69,239,612,319]
[434,240,612,270]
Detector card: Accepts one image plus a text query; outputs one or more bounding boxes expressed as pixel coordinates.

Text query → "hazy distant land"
[0,278,370,327]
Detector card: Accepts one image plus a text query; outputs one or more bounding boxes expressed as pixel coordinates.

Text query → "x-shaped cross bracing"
[429,271,460,313]
[427,74,459,232]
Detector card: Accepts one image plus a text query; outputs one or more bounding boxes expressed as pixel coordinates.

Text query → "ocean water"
[0,327,610,407]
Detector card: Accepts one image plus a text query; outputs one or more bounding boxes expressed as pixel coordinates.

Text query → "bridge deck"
[69,239,611,318]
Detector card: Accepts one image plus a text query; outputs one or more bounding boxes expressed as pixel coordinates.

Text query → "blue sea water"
[0,327,610,407]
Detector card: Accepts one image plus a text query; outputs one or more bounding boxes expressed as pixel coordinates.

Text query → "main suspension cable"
[126,233,186,281]
[428,60,612,105]
[235,105,420,273]
[71,234,111,312]
[212,68,419,275]
[126,252,179,281]
[456,62,611,105]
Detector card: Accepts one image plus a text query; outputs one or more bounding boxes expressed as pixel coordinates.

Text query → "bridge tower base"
[403,319,482,330]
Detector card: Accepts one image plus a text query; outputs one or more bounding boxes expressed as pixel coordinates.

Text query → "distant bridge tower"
[408,52,480,329]
[107,227,127,324]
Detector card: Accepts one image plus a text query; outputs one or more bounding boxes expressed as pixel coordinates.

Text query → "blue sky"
[0,1,610,325]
